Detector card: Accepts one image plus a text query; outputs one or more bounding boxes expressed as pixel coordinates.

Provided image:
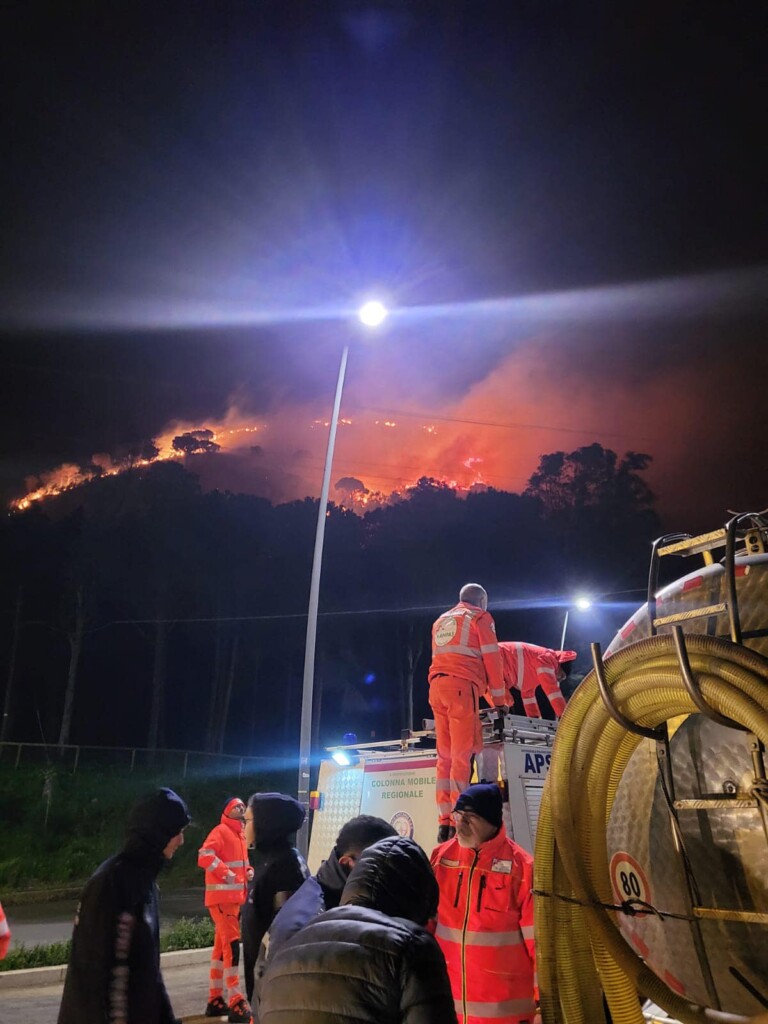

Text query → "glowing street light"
[296,300,389,856]
[358,299,388,328]
[560,595,592,650]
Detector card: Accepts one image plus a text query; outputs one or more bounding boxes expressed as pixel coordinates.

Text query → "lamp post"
[560,595,592,650]
[296,300,388,857]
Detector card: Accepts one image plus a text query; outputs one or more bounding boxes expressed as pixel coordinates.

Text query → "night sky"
[1,1,766,530]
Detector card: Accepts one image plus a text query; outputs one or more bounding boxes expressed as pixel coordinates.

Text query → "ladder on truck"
[647,511,767,645]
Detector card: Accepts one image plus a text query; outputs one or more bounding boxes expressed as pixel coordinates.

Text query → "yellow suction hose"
[533,634,768,1024]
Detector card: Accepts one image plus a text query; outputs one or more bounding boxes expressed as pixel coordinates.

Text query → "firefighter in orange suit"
[198,797,253,1023]
[431,783,539,1024]
[429,583,506,844]
[499,642,576,718]
[0,900,10,960]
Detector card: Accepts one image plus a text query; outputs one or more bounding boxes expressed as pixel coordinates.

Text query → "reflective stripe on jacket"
[431,830,536,1024]
[198,815,249,907]
[0,901,10,960]
[429,602,505,703]
[499,641,566,717]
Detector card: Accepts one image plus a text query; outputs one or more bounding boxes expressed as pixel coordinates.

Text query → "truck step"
[657,529,727,558]
[652,602,727,627]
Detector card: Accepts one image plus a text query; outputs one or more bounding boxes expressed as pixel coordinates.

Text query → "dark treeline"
[0,443,659,758]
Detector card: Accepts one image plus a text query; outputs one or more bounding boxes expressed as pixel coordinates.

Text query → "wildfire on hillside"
[9,406,498,514]
[10,340,667,516]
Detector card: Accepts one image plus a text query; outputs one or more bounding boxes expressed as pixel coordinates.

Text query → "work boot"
[205,995,228,1017]
[437,824,456,843]
[228,996,253,1023]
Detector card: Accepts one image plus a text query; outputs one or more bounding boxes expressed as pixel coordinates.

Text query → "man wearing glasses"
[431,783,540,1024]
[198,797,253,1022]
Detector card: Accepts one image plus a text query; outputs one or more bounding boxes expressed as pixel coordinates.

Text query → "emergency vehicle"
[307,710,556,872]
[307,512,768,1024]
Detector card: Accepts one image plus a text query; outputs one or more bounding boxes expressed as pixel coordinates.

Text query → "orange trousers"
[208,903,243,1005]
[429,675,482,826]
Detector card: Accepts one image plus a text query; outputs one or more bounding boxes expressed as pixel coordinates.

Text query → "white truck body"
[307,711,557,872]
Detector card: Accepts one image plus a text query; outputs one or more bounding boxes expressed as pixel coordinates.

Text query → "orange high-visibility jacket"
[429,602,506,705]
[431,829,536,1024]
[499,641,570,717]
[198,814,249,907]
[0,900,10,960]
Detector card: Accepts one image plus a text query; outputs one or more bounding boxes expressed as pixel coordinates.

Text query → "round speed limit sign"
[609,851,651,910]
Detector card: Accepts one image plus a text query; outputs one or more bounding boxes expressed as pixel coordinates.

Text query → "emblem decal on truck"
[390,811,415,838]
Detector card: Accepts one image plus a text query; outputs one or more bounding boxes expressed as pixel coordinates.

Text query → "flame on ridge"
[9,405,494,514]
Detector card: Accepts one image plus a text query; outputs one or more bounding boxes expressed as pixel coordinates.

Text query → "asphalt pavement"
[4,887,205,946]
[0,951,216,1023]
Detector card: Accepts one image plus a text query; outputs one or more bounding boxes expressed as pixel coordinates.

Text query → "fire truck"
[308,513,768,1024]
[307,710,555,872]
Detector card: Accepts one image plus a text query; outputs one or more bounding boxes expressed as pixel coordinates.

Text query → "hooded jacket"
[258,836,458,1024]
[57,788,190,1024]
[198,799,249,907]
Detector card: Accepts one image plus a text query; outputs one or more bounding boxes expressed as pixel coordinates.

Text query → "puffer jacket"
[259,836,458,1024]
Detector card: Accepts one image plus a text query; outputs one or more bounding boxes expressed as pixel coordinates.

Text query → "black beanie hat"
[249,792,305,849]
[453,783,503,828]
[127,788,191,851]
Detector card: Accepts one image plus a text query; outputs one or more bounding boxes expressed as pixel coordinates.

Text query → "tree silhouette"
[172,429,220,455]
[525,444,655,518]
[0,449,663,756]
[524,443,660,586]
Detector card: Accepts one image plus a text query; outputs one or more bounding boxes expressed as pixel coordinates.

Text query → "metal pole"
[297,344,349,857]
[559,609,569,650]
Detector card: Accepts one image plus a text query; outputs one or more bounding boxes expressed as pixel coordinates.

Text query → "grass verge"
[0,915,214,972]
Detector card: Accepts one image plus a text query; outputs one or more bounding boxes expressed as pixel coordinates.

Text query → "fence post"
[183,752,189,778]
[238,757,243,779]
[73,746,80,773]
[15,743,22,769]
[130,748,136,772]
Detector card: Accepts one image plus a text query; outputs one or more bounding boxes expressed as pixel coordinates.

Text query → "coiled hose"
[533,633,768,1024]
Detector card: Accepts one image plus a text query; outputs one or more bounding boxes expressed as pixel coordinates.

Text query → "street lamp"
[560,595,592,650]
[296,300,389,857]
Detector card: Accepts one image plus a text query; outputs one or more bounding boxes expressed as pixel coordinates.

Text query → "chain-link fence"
[0,741,280,778]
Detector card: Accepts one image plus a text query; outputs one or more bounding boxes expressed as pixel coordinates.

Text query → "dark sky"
[1,0,766,529]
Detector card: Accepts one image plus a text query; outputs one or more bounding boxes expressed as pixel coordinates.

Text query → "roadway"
[0,954,214,1022]
[4,887,204,946]
[0,887,212,1021]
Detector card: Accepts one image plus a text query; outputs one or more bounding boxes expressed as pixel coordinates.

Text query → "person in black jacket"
[241,791,309,1003]
[258,835,458,1024]
[252,815,397,1011]
[57,787,191,1024]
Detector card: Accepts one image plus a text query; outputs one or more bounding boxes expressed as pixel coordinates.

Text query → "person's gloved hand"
[246,866,254,882]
